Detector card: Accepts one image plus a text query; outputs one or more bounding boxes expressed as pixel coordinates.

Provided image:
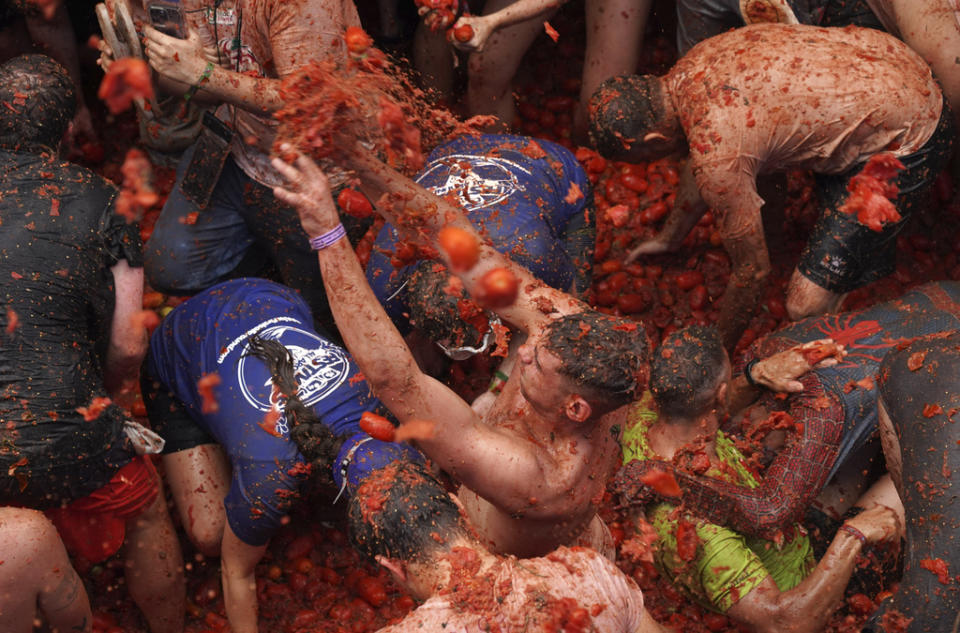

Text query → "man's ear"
[714,380,729,413]
[376,555,407,583]
[564,395,592,423]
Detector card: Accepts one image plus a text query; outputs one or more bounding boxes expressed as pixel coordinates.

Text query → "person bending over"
[142,278,422,633]
[0,508,93,633]
[273,148,651,558]
[0,54,183,633]
[621,326,901,633]
[863,332,960,632]
[617,282,960,539]
[366,133,593,398]
[348,460,668,633]
[589,24,954,348]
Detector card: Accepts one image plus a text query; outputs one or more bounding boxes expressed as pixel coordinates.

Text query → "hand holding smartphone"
[149,2,185,38]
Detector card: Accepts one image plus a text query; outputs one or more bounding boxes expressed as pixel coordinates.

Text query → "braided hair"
[245,336,347,489]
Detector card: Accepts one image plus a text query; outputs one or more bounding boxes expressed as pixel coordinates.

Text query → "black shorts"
[798,103,955,293]
[140,356,216,454]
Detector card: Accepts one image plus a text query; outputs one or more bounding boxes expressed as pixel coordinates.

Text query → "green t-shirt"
[621,395,814,613]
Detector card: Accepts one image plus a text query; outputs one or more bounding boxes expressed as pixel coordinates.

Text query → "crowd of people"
[1,0,958,632]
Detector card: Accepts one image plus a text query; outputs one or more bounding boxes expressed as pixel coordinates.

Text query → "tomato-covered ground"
[72,6,960,633]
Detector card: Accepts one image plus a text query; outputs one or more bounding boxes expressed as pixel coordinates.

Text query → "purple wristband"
[840,523,867,546]
[309,224,346,251]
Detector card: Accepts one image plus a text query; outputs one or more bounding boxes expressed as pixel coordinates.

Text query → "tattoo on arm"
[72,615,88,632]
[47,569,82,612]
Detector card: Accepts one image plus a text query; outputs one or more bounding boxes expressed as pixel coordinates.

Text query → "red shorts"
[45,456,159,563]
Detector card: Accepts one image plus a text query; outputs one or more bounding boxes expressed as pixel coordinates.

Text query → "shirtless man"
[589,24,955,348]
[617,281,960,539]
[273,149,650,558]
[347,460,666,632]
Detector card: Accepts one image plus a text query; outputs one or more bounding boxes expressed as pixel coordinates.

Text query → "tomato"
[544,95,575,112]
[847,593,876,616]
[360,411,396,442]
[599,259,622,274]
[478,267,519,308]
[293,556,314,574]
[620,173,648,194]
[438,226,479,271]
[328,604,351,619]
[289,571,309,592]
[674,270,703,291]
[356,575,388,607]
[640,201,669,225]
[98,57,154,114]
[291,609,322,630]
[639,468,681,496]
[518,101,540,121]
[617,294,649,314]
[689,285,708,310]
[452,23,474,42]
[337,188,373,219]
[344,26,373,54]
[538,109,557,128]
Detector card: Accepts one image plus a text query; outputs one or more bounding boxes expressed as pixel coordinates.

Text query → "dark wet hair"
[348,460,464,563]
[651,325,728,419]
[588,74,665,160]
[0,55,75,150]
[406,260,485,348]
[542,311,650,413]
[245,336,346,489]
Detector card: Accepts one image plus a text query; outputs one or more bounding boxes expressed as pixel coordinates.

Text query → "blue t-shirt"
[366,134,592,332]
[146,278,421,545]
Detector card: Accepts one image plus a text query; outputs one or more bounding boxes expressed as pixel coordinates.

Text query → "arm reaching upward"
[272,152,580,518]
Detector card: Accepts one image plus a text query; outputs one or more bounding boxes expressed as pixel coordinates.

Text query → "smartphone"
[149,4,185,38]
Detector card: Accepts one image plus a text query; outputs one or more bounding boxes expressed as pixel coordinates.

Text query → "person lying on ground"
[141,277,422,633]
[0,507,93,633]
[348,460,669,633]
[863,332,960,632]
[589,24,954,349]
[273,148,651,558]
[0,54,183,633]
[620,325,902,633]
[365,132,594,406]
[616,282,960,539]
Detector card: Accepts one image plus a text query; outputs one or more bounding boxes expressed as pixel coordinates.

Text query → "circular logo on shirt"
[419,154,527,211]
[236,324,350,412]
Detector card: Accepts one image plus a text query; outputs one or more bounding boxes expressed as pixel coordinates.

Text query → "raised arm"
[344,146,587,334]
[450,0,568,52]
[272,153,573,517]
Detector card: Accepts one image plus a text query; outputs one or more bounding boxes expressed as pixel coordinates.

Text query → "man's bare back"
[671,23,941,217]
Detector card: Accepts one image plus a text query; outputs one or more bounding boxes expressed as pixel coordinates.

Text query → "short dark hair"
[651,325,728,419]
[348,460,464,563]
[245,336,347,489]
[588,74,665,160]
[0,55,75,150]
[406,260,486,348]
[542,311,650,413]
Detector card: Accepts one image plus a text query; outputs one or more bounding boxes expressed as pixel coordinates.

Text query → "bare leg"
[466,0,555,127]
[162,444,231,557]
[785,268,846,321]
[124,480,185,633]
[575,0,650,143]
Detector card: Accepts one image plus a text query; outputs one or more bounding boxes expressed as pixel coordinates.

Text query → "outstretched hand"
[448,15,495,52]
[749,338,845,393]
[271,147,340,238]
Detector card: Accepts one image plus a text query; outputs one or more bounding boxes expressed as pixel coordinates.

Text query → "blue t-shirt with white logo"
[146,278,421,545]
[366,134,593,332]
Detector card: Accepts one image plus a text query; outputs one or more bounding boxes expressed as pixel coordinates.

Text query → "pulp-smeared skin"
[618,282,960,538]
[865,333,960,632]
